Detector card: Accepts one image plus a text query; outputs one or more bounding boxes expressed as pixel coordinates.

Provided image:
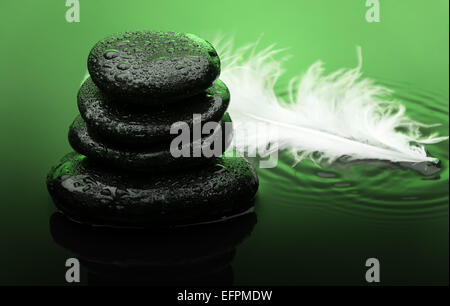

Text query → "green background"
[0,0,448,285]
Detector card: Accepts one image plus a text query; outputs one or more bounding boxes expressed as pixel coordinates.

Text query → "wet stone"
[77,77,230,146]
[88,31,221,105]
[47,31,259,227]
[68,114,233,172]
[46,152,259,227]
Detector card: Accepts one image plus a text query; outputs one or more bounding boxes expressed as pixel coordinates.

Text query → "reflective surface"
[50,211,257,285]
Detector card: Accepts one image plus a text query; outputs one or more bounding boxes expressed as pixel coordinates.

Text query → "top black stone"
[87,31,221,104]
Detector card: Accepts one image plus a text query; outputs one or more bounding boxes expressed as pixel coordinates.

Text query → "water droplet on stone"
[100,188,111,196]
[117,62,131,70]
[175,62,185,70]
[103,49,120,59]
[214,164,227,174]
[115,72,130,82]
[116,40,130,47]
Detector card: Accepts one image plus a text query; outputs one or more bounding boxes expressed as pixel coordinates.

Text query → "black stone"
[46,152,259,227]
[78,77,230,146]
[87,31,220,104]
[68,114,233,172]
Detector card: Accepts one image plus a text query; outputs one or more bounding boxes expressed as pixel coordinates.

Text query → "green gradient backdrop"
[0,0,448,285]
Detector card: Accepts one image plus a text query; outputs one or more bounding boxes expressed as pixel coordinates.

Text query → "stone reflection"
[50,210,257,285]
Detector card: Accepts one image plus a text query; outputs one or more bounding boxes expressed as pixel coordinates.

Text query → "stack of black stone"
[47,31,259,227]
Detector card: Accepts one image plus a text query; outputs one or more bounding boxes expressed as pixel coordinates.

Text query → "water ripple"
[253,82,449,222]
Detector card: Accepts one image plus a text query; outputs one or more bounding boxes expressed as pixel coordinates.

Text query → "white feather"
[216,40,448,165]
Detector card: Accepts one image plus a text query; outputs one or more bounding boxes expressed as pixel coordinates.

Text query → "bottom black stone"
[47,152,259,227]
